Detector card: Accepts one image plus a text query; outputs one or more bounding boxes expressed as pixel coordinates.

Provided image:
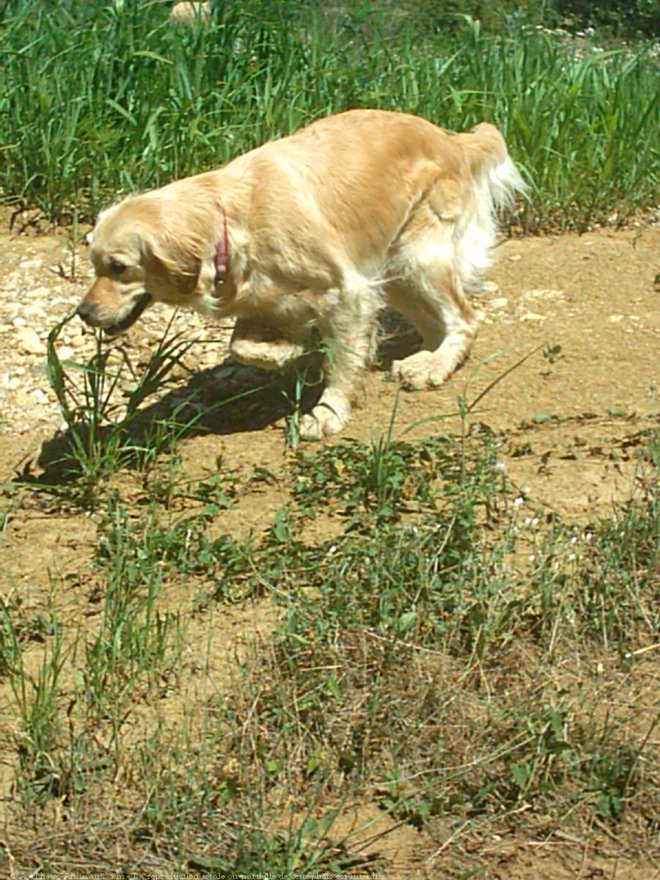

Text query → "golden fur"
[168,2,210,25]
[77,109,527,439]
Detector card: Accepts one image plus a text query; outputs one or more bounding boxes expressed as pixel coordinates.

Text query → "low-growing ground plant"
[3,391,658,871]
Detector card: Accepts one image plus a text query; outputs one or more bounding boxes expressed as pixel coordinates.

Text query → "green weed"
[83,508,183,727]
[45,314,199,504]
[8,609,79,803]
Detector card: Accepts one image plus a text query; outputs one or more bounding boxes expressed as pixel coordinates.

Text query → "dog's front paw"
[298,407,344,441]
[392,351,440,390]
[391,349,461,390]
[297,393,350,441]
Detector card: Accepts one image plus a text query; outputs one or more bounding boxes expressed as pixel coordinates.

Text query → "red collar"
[214,205,229,284]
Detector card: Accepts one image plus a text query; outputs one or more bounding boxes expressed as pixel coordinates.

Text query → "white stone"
[69,333,91,349]
[491,297,509,309]
[27,286,50,299]
[24,304,48,319]
[32,388,50,405]
[57,345,76,361]
[17,328,43,354]
[524,288,564,300]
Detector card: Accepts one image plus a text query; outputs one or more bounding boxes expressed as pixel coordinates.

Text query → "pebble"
[211,365,236,381]
[14,390,31,407]
[491,297,509,309]
[28,285,51,299]
[24,304,48,319]
[524,288,564,300]
[17,328,43,354]
[69,333,92,350]
[1,375,20,391]
[32,388,50,405]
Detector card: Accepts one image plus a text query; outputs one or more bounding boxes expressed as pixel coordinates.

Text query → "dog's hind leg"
[387,231,480,391]
[298,277,381,440]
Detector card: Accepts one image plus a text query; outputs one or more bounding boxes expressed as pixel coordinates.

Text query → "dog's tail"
[449,123,528,290]
[455,122,529,211]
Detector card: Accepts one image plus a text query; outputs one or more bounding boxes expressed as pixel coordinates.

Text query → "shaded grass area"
[1,406,658,874]
[1,0,659,232]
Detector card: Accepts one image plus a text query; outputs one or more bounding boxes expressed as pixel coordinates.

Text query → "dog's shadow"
[33,311,421,482]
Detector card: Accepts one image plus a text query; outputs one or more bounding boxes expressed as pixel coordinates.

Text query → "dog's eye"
[108,259,126,275]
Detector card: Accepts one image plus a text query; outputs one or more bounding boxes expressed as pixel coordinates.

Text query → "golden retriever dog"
[76,109,527,440]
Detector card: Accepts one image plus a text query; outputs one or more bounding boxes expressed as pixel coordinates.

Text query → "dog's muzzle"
[76,293,152,337]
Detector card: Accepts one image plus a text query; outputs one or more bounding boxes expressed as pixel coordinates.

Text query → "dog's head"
[77,193,210,337]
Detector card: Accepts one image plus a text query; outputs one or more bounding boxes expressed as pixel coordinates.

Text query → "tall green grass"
[1,0,658,230]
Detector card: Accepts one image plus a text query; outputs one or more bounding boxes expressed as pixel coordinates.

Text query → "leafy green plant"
[45,314,199,502]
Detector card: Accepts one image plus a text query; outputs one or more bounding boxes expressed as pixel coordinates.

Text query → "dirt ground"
[0,218,658,878]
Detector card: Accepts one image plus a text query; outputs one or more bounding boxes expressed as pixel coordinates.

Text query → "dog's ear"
[142,233,202,296]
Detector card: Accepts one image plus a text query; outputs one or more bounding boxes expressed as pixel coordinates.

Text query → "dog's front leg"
[298,281,380,441]
[229,319,307,371]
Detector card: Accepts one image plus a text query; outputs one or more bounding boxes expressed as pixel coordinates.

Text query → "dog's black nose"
[76,301,96,326]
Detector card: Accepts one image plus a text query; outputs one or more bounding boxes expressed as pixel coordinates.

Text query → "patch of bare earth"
[0,221,658,878]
